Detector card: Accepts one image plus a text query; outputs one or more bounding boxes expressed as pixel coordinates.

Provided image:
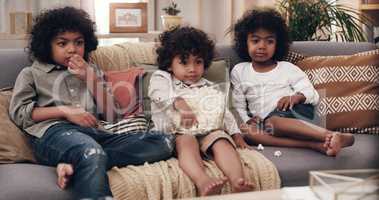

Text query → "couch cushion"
[282,51,305,64]
[297,49,379,134]
[0,49,31,88]
[203,59,230,83]
[0,164,73,200]
[1,149,280,200]
[0,89,36,163]
[258,134,379,186]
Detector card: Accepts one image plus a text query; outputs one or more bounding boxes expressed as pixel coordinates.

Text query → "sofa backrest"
[215,41,377,68]
[1,41,377,89]
[0,49,31,89]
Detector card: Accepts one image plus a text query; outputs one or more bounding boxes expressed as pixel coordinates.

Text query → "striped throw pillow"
[297,49,379,135]
[99,114,149,134]
[283,51,306,64]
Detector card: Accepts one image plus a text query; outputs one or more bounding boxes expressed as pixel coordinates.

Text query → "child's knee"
[265,116,280,125]
[176,134,197,145]
[212,138,234,149]
[156,134,175,156]
[71,144,108,167]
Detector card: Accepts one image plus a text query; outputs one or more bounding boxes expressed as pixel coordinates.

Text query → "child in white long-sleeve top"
[149,27,253,196]
[231,8,354,156]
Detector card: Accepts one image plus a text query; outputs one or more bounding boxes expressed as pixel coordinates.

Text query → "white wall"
[201,0,232,44]
[0,0,82,34]
[0,0,8,33]
[1,0,368,48]
[156,0,241,44]
[0,0,278,44]
[155,0,278,44]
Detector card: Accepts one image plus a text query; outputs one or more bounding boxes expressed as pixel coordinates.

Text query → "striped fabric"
[297,49,379,134]
[283,51,305,64]
[337,127,379,135]
[100,114,149,134]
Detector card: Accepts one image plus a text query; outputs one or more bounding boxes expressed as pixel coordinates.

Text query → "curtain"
[0,0,7,33]
[0,0,95,34]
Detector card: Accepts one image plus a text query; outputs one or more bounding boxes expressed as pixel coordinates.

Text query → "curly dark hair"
[233,8,290,62]
[29,6,98,63]
[156,26,215,72]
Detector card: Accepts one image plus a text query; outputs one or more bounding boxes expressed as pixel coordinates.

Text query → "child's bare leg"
[211,139,254,193]
[266,116,354,155]
[176,135,226,196]
[56,163,74,189]
[266,116,327,141]
[246,130,328,154]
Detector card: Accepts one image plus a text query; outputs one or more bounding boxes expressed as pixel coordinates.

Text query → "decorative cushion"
[283,51,306,64]
[204,59,230,83]
[296,49,379,134]
[0,89,36,163]
[105,68,145,118]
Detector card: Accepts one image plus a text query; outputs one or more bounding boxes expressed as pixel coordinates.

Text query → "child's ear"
[168,67,172,72]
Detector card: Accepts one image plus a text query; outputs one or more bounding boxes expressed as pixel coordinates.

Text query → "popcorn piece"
[274,150,282,157]
[257,144,264,151]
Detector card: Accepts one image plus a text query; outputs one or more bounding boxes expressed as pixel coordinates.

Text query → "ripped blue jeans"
[30,123,174,200]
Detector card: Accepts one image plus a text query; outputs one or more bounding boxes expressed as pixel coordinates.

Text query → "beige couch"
[0,41,378,200]
[0,42,280,200]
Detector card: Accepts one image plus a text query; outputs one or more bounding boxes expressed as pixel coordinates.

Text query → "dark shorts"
[265,104,320,125]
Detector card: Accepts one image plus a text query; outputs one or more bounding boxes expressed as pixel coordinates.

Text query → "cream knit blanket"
[108,149,280,200]
[89,42,158,71]
[91,42,281,199]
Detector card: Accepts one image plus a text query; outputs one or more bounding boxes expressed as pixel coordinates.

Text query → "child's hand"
[240,116,265,134]
[174,97,198,129]
[239,123,250,133]
[246,116,263,126]
[276,94,305,111]
[63,106,98,127]
[68,54,91,80]
[232,134,251,149]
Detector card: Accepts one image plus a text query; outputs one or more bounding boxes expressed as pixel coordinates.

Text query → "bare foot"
[326,132,355,156]
[323,133,333,148]
[196,176,227,196]
[231,178,254,193]
[338,132,355,147]
[326,133,343,156]
[56,163,74,189]
[311,142,329,155]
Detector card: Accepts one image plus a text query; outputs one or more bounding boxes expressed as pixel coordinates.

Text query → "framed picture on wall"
[109,3,147,33]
